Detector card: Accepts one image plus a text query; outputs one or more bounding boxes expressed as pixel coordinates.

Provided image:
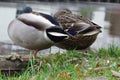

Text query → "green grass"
[1,44,120,80]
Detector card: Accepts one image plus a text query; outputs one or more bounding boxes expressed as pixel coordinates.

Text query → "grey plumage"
[8,13,68,51]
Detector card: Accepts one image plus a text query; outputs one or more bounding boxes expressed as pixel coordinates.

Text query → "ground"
[1,44,120,80]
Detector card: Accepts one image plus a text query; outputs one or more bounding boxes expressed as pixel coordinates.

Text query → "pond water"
[0,2,120,55]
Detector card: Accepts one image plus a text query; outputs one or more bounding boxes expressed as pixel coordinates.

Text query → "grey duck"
[8,7,69,57]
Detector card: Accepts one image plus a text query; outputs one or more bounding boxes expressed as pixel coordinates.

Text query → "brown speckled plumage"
[54,8,101,50]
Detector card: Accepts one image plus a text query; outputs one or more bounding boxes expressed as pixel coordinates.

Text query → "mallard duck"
[8,10,69,57]
[54,8,101,50]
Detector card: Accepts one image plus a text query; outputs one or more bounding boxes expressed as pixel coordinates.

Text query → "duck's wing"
[77,15,102,29]
[65,22,93,35]
[39,13,59,26]
[54,9,101,35]
[66,14,102,34]
[17,13,55,30]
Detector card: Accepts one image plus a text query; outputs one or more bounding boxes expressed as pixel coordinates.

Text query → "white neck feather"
[19,13,55,27]
[43,30,54,43]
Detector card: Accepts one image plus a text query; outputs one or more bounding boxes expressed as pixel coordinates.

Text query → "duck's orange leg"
[32,50,38,58]
[22,50,38,61]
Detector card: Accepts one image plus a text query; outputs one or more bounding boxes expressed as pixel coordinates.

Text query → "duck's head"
[46,27,69,43]
[22,6,32,13]
[19,6,32,14]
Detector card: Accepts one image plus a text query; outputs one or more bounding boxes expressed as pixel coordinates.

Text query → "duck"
[8,8,69,57]
[54,8,102,50]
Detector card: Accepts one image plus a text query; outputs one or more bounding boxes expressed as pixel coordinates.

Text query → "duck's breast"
[8,19,54,50]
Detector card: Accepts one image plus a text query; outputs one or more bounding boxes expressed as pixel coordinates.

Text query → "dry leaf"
[94,67,110,71]
[111,70,120,78]
[85,76,106,80]
[78,74,89,78]
[74,64,79,69]
[93,76,106,80]
[117,64,120,68]
[96,62,100,68]
[76,68,81,74]
[78,74,85,78]
[57,72,71,78]
[64,57,79,63]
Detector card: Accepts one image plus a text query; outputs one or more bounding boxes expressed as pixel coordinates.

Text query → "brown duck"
[54,8,102,50]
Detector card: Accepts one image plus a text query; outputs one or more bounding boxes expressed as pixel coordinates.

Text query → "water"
[0,2,120,55]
